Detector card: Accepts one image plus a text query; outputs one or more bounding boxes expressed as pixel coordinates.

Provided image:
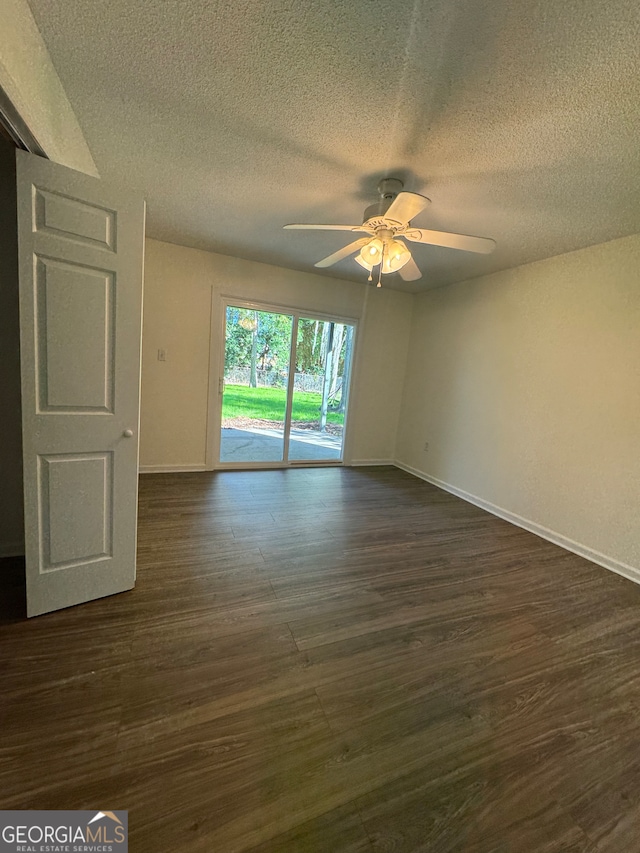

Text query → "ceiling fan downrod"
[379,177,404,199]
[362,178,405,224]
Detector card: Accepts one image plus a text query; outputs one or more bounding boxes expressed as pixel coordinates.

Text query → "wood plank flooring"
[2,466,640,851]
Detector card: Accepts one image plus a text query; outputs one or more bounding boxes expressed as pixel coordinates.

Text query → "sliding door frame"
[208,295,359,470]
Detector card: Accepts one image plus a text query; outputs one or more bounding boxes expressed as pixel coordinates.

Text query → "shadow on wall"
[0,556,26,623]
[0,132,25,560]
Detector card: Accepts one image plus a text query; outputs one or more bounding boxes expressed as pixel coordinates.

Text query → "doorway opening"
[218,303,356,467]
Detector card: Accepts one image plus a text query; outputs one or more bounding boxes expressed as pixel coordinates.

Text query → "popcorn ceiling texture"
[27,0,640,292]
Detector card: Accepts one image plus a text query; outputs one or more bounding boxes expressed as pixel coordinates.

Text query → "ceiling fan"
[284,178,496,285]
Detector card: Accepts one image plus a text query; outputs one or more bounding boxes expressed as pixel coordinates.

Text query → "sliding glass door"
[220,307,293,463]
[288,318,353,462]
[219,303,355,467]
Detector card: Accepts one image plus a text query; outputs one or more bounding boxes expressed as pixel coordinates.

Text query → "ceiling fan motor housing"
[362,178,405,226]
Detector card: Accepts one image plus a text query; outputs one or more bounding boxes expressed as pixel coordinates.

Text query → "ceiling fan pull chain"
[377,244,384,288]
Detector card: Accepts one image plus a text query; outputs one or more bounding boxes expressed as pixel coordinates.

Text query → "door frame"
[206,295,359,470]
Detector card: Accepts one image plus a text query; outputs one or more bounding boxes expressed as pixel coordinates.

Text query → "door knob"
[123,429,134,438]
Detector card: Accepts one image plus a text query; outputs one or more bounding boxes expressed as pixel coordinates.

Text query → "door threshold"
[215,460,344,471]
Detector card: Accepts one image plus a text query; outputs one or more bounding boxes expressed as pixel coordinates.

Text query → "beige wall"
[0,0,96,175]
[347,285,413,463]
[396,234,640,574]
[0,135,24,556]
[140,238,412,470]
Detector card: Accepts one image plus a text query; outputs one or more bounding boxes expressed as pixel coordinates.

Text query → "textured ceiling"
[27,0,640,292]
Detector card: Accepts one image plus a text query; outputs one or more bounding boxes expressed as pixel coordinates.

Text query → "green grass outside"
[222,384,344,426]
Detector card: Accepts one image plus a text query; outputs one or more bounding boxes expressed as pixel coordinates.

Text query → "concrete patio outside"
[219,426,342,463]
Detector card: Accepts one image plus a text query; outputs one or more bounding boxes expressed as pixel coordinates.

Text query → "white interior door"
[16,150,145,617]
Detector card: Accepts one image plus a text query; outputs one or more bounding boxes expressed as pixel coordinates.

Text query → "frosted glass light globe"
[355,254,373,271]
[382,239,411,273]
[359,238,384,267]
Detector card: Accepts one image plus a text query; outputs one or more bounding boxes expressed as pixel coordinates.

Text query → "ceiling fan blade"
[398,256,422,281]
[314,238,370,268]
[284,223,367,232]
[384,192,430,226]
[405,228,496,254]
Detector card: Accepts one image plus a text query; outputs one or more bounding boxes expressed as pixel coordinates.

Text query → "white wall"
[0,135,24,556]
[140,238,412,470]
[396,234,640,577]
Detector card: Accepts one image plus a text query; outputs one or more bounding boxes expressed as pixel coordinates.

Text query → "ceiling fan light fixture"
[359,237,383,267]
[382,239,411,273]
[354,254,373,271]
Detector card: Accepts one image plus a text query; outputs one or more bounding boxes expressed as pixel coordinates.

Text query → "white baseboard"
[394,460,640,587]
[349,459,396,467]
[139,464,207,474]
[0,541,25,558]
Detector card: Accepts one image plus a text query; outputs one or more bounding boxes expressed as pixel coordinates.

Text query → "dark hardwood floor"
[2,466,640,852]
